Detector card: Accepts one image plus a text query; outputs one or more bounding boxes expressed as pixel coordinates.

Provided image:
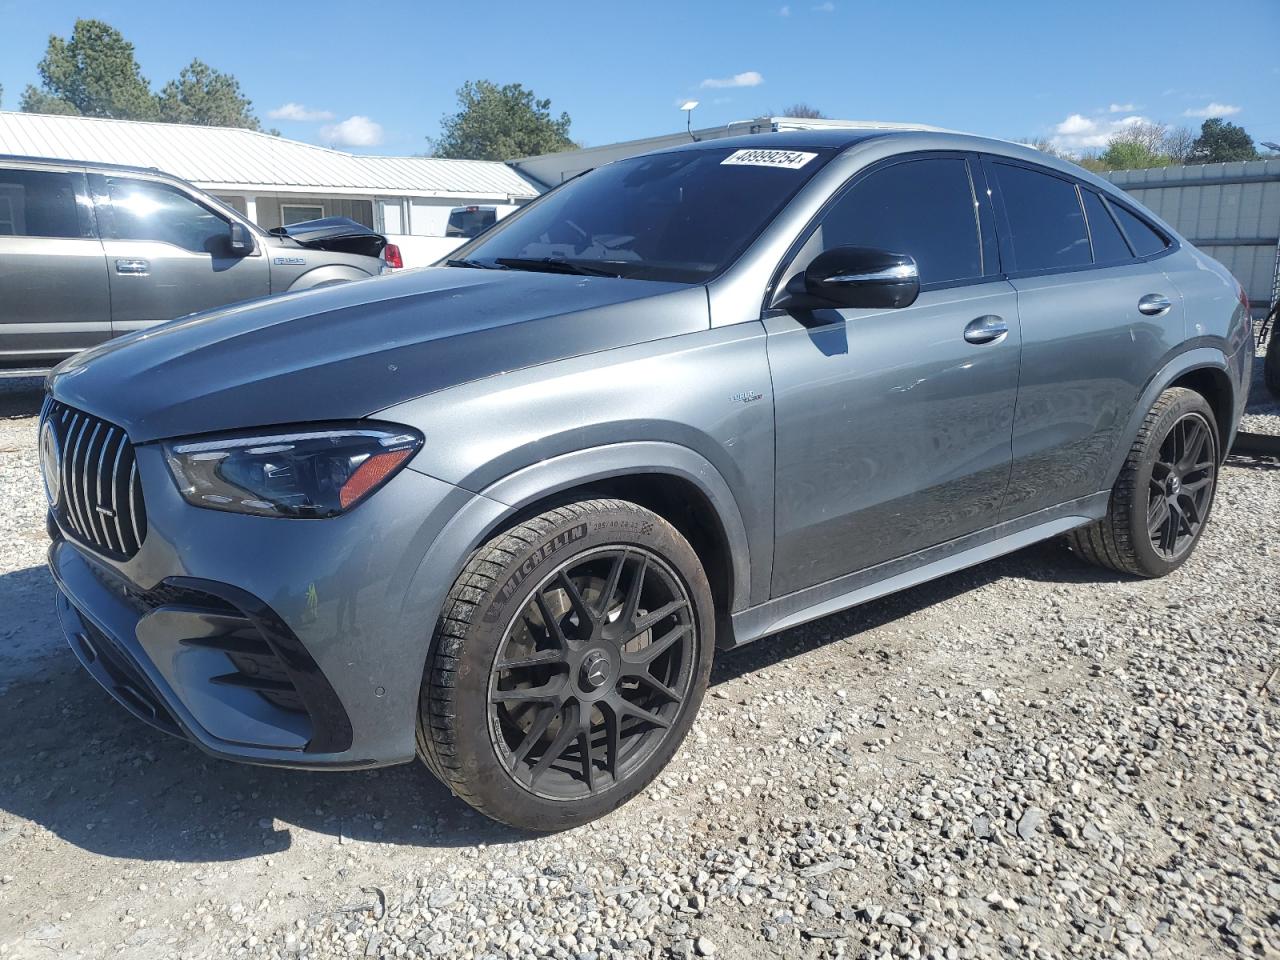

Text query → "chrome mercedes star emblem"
[582,651,611,689]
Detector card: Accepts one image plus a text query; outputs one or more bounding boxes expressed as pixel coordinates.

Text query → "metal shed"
[1106,159,1280,319]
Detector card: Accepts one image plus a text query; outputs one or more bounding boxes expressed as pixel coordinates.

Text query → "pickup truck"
[0,155,391,376]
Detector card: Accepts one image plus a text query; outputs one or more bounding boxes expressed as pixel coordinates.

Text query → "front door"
[92,174,270,336]
[767,154,1020,596]
[0,165,110,367]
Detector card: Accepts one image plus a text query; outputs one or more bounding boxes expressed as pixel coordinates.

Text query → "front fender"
[285,264,375,292]
[480,441,753,613]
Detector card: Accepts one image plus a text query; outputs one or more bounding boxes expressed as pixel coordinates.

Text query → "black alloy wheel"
[1146,412,1216,560]
[1067,387,1219,578]
[488,546,696,800]
[417,498,715,831]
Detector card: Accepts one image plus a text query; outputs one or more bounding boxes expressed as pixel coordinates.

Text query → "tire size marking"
[484,523,589,622]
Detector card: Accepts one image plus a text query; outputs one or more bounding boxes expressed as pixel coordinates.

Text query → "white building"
[0,111,542,266]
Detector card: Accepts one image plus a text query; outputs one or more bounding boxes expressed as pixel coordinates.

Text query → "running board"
[725,494,1107,649]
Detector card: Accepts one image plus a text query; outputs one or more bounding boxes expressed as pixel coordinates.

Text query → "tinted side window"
[817,157,982,285]
[992,162,1090,271]
[1081,189,1132,263]
[0,169,81,238]
[1110,202,1169,258]
[106,178,228,253]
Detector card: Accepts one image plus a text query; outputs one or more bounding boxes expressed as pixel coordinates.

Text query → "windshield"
[453,145,834,282]
[447,207,496,238]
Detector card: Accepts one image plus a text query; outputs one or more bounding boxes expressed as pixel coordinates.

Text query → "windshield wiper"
[445,257,505,269]
[493,257,622,278]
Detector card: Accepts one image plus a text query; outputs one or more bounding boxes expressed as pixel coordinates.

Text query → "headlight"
[163,424,423,518]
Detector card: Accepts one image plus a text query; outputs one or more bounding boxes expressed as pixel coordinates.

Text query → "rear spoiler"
[269,217,387,259]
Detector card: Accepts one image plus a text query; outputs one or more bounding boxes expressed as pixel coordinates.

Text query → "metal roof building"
[0,111,540,200]
[0,111,541,265]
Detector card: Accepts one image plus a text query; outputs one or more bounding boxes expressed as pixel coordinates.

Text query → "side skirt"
[723,492,1109,649]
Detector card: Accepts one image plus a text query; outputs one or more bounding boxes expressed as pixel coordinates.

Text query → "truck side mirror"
[228,222,254,257]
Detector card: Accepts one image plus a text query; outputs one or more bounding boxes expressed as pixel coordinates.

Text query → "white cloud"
[701,71,764,89]
[320,115,384,147]
[268,102,335,122]
[1050,112,1149,150]
[812,1,835,9]
[1056,113,1096,135]
[1184,102,1241,118]
[779,4,791,14]
[1108,102,1137,113]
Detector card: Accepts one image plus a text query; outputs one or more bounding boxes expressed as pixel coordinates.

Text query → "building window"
[281,204,324,225]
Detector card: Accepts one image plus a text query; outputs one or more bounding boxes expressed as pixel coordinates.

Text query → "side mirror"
[228,221,254,257]
[781,246,920,311]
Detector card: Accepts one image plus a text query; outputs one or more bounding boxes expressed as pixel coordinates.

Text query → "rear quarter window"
[1109,202,1170,258]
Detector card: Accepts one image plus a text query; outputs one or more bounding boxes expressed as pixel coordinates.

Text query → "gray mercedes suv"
[1,155,388,376]
[40,129,1252,831]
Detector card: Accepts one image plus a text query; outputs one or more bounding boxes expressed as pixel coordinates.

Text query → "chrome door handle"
[115,258,149,275]
[963,315,1008,345]
[1138,293,1172,317]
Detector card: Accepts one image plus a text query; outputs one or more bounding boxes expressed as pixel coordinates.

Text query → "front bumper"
[47,440,482,770]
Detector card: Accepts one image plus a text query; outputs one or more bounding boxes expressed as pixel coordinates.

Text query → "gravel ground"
[0,355,1276,960]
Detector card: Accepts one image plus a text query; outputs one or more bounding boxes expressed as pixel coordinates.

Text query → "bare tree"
[1119,121,1169,153]
[1162,126,1197,164]
[1022,137,1064,158]
[779,103,827,120]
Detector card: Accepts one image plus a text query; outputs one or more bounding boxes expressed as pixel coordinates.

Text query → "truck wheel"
[417,499,714,831]
[1067,387,1218,578]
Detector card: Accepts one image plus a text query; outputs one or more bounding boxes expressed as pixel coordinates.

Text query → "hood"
[268,216,386,259]
[49,267,707,442]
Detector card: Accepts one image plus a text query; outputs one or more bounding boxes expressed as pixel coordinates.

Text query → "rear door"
[0,163,110,367]
[91,173,270,336]
[984,158,1185,518]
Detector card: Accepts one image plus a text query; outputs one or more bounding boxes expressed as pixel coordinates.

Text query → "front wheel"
[1068,387,1219,578]
[417,499,715,831]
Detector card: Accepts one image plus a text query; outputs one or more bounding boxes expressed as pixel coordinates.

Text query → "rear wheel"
[1068,387,1218,578]
[417,499,714,830]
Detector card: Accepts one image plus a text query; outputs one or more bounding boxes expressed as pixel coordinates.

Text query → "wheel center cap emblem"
[582,651,612,689]
[1168,475,1180,495]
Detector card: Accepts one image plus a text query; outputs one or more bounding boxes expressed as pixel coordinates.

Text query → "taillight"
[384,243,403,269]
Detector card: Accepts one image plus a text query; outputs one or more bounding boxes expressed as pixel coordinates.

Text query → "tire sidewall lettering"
[482,522,589,624]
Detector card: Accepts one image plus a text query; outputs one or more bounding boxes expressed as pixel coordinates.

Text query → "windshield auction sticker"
[720,149,818,169]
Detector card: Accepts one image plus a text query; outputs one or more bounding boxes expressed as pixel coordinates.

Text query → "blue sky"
[1,0,1277,156]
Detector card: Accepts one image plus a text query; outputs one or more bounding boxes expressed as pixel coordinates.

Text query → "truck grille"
[41,398,148,560]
